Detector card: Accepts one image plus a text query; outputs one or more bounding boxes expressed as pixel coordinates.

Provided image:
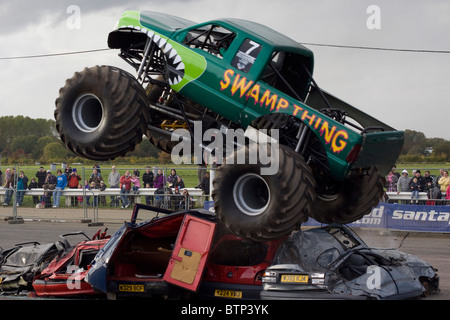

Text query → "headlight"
[311,273,325,285]
[262,276,277,283]
[263,271,277,277]
[262,271,277,283]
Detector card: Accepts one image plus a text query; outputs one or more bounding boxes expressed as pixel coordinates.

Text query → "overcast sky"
[0,0,449,139]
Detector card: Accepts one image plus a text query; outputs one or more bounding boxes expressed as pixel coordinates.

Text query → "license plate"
[119,284,144,292]
[281,274,309,283]
[214,289,243,299]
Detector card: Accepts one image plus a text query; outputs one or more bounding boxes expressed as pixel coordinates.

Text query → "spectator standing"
[28,177,39,205]
[397,170,411,193]
[424,171,434,192]
[53,169,67,208]
[436,169,445,188]
[397,170,411,204]
[154,169,166,189]
[391,165,401,180]
[385,170,398,192]
[142,166,154,205]
[67,169,81,206]
[446,184,450,204]
[108,166,121,207]
[84,180,91,206]
[77,183,84,205]
[89,169,103,188]
[120,170,132,209]
[167,169,179,188]
[35,167,46,188]
[412,170,426,189]
[93,163,101,174]
[410,170,426,204]
[89,181,99,207]
[142,167,154,188]
[99,181,107,206]
[42,170,56,207]
[2,169,15,206]
[180,189,193,209]
[438,170,450,192]
[172,187,184,210]
[438,170,450,200]
[154,169,166,207]
[198,172,210,195]
[16,171,28,206]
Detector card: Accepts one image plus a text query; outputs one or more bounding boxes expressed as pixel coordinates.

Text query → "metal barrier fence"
[0,165,212,224]
[0,164,448,224]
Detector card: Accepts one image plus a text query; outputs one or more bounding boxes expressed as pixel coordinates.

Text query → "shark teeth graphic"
[125,26,185,86]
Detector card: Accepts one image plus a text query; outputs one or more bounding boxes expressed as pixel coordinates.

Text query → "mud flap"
[163,214,216,291]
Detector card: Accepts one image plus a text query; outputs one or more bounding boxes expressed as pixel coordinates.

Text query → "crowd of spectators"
[0,164,211,209]
[386,166,450,205]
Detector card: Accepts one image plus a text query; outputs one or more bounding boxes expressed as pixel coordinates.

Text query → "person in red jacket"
[120,170,132,209]
[67,169,81,206]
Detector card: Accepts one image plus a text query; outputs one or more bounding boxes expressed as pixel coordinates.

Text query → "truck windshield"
[183,25,236,58]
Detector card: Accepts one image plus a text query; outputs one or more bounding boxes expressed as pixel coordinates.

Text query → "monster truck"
[54,11,404,241]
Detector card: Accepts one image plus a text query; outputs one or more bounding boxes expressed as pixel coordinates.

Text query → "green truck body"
[108,11,404,181]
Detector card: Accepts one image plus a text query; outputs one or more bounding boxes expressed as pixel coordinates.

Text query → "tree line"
[0,116,449,165]
[0,116,163,165]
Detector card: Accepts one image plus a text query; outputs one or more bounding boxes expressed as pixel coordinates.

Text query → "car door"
[163,214,216,291]
[173,24,260,123]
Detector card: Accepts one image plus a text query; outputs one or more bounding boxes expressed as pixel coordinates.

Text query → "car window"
[317,247,340,268]
[231,38,262,73]
[261,51,311,102]
[183,25,236,58]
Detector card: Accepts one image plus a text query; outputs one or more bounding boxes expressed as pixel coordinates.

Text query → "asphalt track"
[0,220,448,300]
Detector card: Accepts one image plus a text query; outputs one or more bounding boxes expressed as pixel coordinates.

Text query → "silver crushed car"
[261,224,439,300]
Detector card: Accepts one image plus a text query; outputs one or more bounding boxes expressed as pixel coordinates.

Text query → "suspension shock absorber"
[294,122,311,156]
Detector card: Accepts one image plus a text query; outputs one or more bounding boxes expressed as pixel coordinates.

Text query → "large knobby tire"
[310,167,385,224]
[212,144,316,241]
[54,65,150,161]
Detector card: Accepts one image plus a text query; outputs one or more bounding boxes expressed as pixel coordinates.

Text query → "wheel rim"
[232,173,270,216]
[72,94,104,133]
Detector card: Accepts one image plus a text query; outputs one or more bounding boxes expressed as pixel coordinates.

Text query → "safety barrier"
[0,187,208,224]
[303,202,450,233]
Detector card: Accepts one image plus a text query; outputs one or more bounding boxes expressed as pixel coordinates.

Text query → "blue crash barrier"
[306,203,450,233]
[204,201,450,233]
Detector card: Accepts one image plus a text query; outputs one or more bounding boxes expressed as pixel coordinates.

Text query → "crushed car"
[32,230,109,297]
[261,224,439,300]
[0,240,65,293]
[86,204,283,300]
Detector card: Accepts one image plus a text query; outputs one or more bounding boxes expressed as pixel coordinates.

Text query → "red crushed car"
[32,230,109,297]
[86,205,284,299]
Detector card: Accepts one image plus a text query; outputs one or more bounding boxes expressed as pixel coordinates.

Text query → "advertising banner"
[304,203,450,233]
[205,201,450,233]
